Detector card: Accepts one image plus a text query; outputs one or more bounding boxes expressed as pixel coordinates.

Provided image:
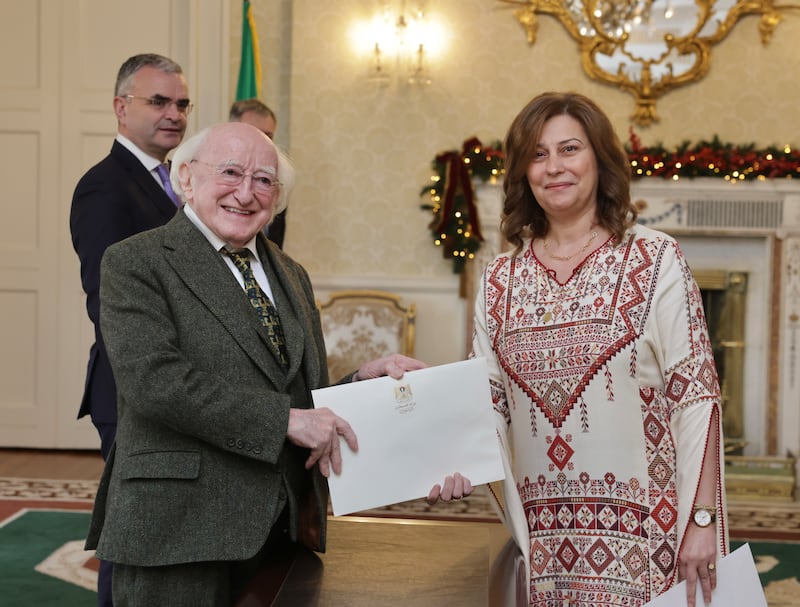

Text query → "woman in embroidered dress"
[430,92,727,607]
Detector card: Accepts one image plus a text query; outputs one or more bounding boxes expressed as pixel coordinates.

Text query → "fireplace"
[632,177,800,499]
[695,270,747,452]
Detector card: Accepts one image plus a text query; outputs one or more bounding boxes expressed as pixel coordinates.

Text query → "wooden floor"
[0,448,105,481]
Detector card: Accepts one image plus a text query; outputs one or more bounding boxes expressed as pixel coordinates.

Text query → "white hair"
[169,124,295,215]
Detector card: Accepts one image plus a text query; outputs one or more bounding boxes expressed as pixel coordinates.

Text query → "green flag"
[236,0,261,100]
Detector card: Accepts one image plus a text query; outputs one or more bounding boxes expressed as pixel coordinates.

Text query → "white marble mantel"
[472,178,800,471]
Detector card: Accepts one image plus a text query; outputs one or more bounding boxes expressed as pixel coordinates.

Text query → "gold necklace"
[542,230,598,262]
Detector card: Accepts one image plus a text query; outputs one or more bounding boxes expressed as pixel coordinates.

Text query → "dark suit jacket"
[267,209,287,249]
[70,140,178,424]
[86,211,331,565]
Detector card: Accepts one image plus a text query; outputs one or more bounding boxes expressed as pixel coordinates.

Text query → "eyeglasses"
[124,94,194,115]
[191,160,281,195]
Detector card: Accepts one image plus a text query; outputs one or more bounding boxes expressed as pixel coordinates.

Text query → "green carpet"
[0,510,95,607]
[732,539,800,605]
[734,540,798,584]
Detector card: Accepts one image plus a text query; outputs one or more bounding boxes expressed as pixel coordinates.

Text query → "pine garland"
[627,129,800,181]
[421,133,799,273]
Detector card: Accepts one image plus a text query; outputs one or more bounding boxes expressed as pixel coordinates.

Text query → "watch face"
[694,509,713,527]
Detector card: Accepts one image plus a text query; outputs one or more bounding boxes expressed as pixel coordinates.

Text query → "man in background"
[229,98,287,248]
[70,52,191,607]
[229,98,276,139]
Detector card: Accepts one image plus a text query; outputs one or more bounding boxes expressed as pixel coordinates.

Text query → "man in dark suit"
[85,122,424,606]
[229,98,286,248]
[70,53,190,461]
[70,53,191,607]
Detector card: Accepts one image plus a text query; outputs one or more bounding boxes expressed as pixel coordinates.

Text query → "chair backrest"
[317,290,416,381]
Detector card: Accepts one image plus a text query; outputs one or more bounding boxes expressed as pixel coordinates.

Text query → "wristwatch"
[692,505,717,528]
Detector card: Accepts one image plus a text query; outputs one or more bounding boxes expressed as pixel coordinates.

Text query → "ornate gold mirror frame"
[499,0,800,125]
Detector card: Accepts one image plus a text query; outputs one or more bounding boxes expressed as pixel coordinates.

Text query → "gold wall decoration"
[499,0,800,126]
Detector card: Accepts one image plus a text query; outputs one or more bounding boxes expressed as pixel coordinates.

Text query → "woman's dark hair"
[501,91,637,252]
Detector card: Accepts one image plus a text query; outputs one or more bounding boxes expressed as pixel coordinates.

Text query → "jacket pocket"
[118,449,200,480]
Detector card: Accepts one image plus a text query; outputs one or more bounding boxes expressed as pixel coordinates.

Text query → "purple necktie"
[155,163,181,207]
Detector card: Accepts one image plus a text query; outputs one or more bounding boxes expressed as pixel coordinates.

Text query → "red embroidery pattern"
[486,236,650,430]
[481,229,720,606]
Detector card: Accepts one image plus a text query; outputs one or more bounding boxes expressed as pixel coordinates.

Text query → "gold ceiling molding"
[499,0,800,126]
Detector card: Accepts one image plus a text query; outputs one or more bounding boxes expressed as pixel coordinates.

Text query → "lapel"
[110,140,178,221]
[161,212,285,386]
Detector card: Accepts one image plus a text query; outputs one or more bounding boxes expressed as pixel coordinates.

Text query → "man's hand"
[286,408,357,477]
[426,473,473,505]
[354,354,427,381]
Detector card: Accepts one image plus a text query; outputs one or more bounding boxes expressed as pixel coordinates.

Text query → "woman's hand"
[426,472,473,505]
[678,523,717,607]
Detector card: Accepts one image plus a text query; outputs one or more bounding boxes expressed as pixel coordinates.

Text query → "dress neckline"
[529,234,616,286]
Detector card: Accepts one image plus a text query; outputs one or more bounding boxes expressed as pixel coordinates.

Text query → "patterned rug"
[0,476,501,522]
[2,477,799,606]
[4,477,800,533]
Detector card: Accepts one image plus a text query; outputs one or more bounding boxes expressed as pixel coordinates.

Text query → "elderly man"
[85,122,425,606]
[228,98,286,248]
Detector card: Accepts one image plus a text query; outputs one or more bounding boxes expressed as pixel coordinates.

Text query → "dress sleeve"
[654,239,729,560]
[471,258,532,590]
[471,258,511,426]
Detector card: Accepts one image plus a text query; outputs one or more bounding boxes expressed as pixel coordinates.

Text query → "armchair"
[317,290,416,381]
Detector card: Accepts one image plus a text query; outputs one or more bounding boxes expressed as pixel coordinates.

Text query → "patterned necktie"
[155,163,181,207]
[225,249,289,369]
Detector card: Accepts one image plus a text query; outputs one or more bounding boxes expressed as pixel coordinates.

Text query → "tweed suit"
[86,210,330,566]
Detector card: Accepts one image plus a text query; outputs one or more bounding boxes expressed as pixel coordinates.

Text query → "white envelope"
[311,357,505,516]
[644,543,767,607]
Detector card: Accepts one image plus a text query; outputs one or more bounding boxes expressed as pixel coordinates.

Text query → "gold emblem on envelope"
[394,384,413,403]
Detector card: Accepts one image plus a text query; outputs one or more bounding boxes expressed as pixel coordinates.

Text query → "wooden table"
[238,516,525,607]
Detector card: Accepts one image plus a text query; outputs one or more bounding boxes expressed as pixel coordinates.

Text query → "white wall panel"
[0,132,39,252]
[0,290,37,409]
[0,2,40,90]
[0,0,228,449]
[79,0,176,112]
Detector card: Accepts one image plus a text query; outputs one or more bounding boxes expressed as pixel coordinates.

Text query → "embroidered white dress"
[473,224,728,607]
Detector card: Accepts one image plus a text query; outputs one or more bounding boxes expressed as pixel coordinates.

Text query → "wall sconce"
[354,2,439,87]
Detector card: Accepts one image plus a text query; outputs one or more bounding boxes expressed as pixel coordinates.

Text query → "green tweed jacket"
[85,210,331,566]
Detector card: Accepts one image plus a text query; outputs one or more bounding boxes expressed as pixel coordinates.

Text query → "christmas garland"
[419,137,505,274]
[627,129,800,181]
[421,134,799,273]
